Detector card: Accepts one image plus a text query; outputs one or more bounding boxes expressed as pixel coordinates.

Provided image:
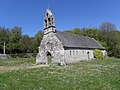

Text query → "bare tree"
[99,22,117,32]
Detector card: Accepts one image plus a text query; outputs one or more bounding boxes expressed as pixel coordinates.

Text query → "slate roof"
[55,31,105,50]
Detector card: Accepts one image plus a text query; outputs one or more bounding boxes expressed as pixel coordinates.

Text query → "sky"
[0,0,120,37]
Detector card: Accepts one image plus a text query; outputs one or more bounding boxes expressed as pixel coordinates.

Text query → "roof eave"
[63,46,105,50]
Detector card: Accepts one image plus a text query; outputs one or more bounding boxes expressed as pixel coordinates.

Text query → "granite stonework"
[36,32,65,65]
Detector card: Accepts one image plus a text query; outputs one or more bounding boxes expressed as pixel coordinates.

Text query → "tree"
[98,22,119,57]
[99,22,117,32]
[108,30,120,57]
[8,26,22,53]
[19,35,31,53]
[64,28,81,35]
[81,28,99,40]
[10,26,22,43]
[0,27,10,54]
[31,31,43,53]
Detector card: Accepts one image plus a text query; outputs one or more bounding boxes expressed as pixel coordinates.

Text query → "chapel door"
[46,51,52,64]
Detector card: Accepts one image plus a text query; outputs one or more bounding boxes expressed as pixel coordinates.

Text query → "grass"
[0,57,120,90]
[0,58,35,73]
[0,58,35,66]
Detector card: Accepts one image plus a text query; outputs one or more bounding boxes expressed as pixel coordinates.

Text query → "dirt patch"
[0,66,24,73]
[0,65,49,73]
[27,64,49,69]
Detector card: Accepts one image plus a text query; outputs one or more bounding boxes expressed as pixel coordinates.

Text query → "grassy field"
[0,57,120,90]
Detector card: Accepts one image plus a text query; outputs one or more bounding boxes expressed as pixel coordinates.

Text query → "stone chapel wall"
[64,49,94,63]
[36,32,65,65]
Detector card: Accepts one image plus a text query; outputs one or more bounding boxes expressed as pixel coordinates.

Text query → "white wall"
[64,49,94,63]
[101,50,108,58]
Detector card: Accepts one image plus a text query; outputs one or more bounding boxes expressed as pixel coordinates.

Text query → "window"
[70,50,71,56]
[48,18,51,25]
[87,51,89,54]
[46,13,49,17]
[45,19,47,27]
[87,51,90,60]
[76,50,78,55]
[83,51,84,54]
[52,18,54,24]
[73,50,75,55]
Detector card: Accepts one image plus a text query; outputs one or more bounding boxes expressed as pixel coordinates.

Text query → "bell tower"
[44,9,56,34]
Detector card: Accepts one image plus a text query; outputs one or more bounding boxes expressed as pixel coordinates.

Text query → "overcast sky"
[0,0,120,36]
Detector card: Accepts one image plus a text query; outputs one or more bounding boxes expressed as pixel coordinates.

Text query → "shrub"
[9,53,37,58]
[93,49,103,60]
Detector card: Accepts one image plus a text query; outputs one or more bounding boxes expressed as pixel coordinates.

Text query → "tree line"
[0,22,120,58]
[0,26,43,54]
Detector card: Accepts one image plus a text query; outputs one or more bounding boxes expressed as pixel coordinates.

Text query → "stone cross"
[3,42,5,54]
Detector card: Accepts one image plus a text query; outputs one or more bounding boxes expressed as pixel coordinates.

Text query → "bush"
[93,49,103,60]
[9,53,37,58]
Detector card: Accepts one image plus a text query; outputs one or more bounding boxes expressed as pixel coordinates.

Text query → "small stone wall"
[0,54,9,60]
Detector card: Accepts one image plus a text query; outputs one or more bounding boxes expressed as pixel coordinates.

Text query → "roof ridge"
[56,31,88,38]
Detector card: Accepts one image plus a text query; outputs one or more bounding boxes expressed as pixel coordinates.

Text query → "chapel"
[36,9,107,65]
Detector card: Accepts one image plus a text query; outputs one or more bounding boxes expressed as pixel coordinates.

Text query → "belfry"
[44,9,55,34]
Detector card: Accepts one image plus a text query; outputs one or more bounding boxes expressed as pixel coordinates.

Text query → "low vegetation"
[93,49,103,60]
[0,57,120,90]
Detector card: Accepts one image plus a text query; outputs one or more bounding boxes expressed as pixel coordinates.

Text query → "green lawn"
[0,57,120,90]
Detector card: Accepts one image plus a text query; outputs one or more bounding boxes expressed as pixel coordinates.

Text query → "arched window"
[87,51,90,60]
[45,19,47,27]
[52,18,54,24]
[48,18,51,25]
[46,13,49,17]
[87,51,89,54]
